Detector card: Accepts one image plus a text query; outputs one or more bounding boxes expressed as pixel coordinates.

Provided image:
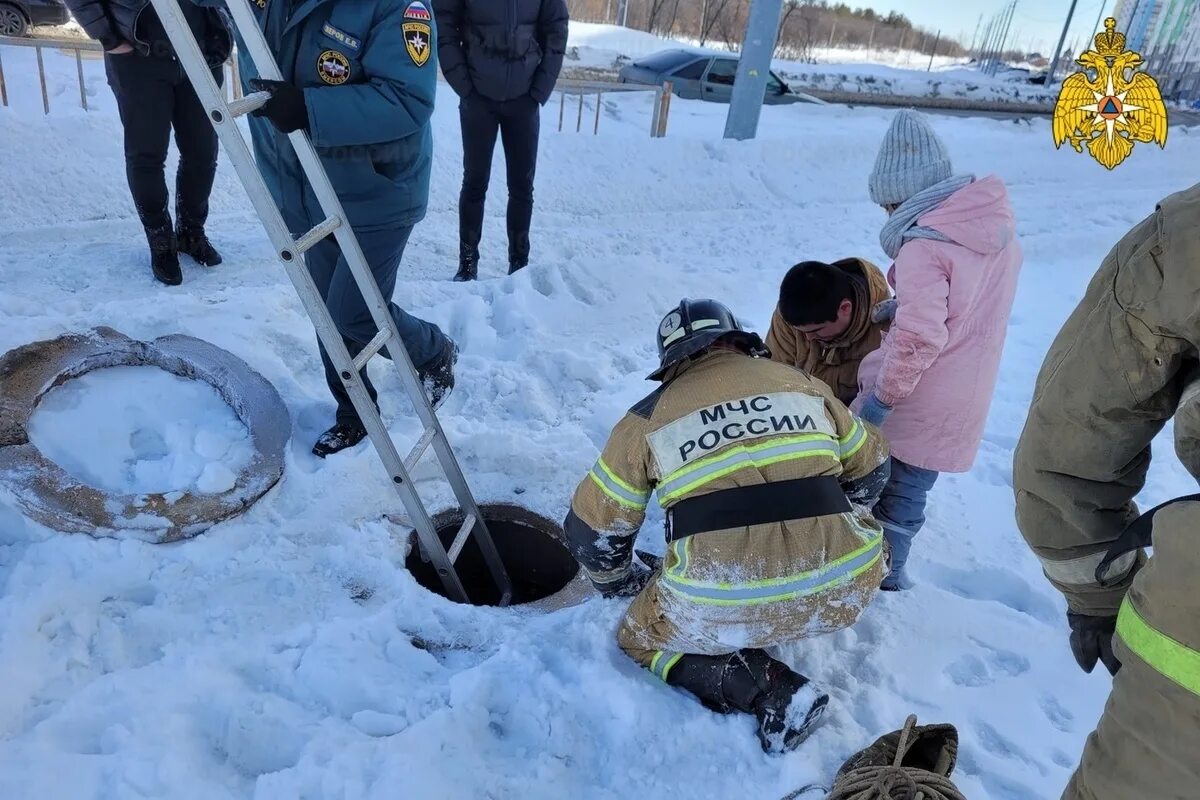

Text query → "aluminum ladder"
[147,0,512,606]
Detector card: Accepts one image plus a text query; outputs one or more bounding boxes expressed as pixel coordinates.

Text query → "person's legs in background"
[497,95,540,274]
[455,95,501,281]
[172,63,225,267]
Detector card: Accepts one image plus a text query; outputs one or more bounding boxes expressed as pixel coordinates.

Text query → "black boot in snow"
[664,649,829,753]
[508,232,529,275]
[454,243,479,282]
[312,420,369,458]
[146,225,182,286]
[417,339,458,409]
[177,225,223,266]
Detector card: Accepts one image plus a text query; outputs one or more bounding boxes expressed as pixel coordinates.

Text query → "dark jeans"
[306,226,447,425]
[104,53,223,232]
[458,93,540,261]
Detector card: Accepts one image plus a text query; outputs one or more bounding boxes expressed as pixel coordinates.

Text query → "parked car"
[0,0,69,37]
[618,49,825,105]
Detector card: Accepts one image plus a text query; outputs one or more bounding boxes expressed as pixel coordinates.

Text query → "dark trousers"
[104,54,223,232]
[306,226,447,425]
[458,94,540,261]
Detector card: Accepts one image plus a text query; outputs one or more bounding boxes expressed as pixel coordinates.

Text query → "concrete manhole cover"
[0,327,289,542]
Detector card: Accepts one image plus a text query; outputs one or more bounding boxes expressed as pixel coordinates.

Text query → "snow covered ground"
[563,22,1055,105]
[2,47,1200,800]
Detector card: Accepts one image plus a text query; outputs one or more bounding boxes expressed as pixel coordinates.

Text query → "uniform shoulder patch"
[403,0,431,20]
[316,50,351,85]
[402,22,431,67]
[629,386,667,420]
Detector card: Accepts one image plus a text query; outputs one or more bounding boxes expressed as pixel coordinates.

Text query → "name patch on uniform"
[321,22,361,52]
[403,0,432,20]
[316,50,351,85]
[647,392,834,475]
[403,22,431,67]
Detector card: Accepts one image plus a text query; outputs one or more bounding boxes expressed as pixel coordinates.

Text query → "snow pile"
[28,366,255,496]
[1,45,1200,800]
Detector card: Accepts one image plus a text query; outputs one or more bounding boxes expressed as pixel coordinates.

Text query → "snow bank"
[1,45,1199,800]
[28,366,254,496]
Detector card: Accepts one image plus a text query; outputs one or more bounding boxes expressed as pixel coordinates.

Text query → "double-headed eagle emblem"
[1052,17,1168,169]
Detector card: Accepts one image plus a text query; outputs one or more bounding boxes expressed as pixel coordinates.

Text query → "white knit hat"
[868,110,953,206]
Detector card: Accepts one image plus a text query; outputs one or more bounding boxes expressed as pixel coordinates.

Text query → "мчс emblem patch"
[316,50,351,85]
[403,0,431,20]
[403,22,431,67]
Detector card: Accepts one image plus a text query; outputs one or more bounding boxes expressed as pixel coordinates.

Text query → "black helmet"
[648,298,766,380]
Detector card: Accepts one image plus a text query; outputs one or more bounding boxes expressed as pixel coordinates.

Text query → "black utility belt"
[666,475,851,542]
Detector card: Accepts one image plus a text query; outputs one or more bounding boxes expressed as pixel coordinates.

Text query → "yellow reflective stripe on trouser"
[657,434,839,505]
[1116,598,1200,697]
[839,419,867,461]
[588,458,649,510]
[649,650,684,682]
[662,534,882,606]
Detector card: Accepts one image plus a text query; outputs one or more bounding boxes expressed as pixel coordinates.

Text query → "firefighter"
[563,298,891,753]
[1013,181,1200,799]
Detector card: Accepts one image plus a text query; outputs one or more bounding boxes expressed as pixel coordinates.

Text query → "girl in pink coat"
[852,109,1023,590]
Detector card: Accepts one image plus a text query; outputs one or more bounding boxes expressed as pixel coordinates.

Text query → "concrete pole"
[723,0,784,140]
[968,13,984,56]
[991,1,1018,75]
[1046,0,1081,86]
[979,15,997,70]
[928,29,941,70]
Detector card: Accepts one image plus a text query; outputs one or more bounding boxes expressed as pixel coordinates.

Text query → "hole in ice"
[28,365,255,496]
[406,503,580,607]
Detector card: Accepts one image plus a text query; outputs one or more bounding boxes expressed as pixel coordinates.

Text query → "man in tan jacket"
[563,298,890,753]
[765,258,892,405]
[1013,181,1200,800]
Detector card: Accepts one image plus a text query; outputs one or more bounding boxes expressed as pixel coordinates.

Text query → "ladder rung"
[404,426,438,473]
[446,513,477,564]
[352,329,391,372]
[290,216,343,258]
[225,91,271,119]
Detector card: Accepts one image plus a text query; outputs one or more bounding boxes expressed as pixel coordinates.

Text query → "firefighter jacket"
[564,349,890,644]
[1014,182,1200,800]
[766,257,891,406]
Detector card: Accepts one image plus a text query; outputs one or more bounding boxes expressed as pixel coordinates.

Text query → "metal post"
[35,45,49,115]
[232,49,243,100]
[576,90,584,132]
[979,16,996,69]
[0,48,8,107]
[991,1,1017,76]
[867,21,876,51]
[616,0,628,27]
[827,18,837,48]
[558,88,565,131]
[593,91,602,134]
[658,81,671,137]
[75,49,88,110]
[723,0,784,140]
[968,13,983,56]
[1046,0,1081,86]
[928,29,941,70]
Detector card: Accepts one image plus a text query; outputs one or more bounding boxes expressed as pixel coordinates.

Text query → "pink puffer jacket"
[855,175,1023,473]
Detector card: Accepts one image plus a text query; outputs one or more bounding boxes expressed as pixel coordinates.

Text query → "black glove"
[1068,613,1122,676]
[592,562,652,598]
[249,79,308,134]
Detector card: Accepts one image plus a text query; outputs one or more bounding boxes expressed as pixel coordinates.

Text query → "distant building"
[1111,0,1199,102]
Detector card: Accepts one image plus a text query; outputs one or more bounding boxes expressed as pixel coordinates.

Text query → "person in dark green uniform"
[201,0,456,457]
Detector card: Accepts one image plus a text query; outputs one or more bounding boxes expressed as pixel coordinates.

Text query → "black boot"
[666,650,829,754]
[454,243,479,282]
[146,224,182,286]
[508,231,529,275]
[417,339,458,409]
[312,420,368,458]
[177,225,223,266]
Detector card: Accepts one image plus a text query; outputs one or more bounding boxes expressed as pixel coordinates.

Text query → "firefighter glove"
[592,562,652,599]
[249,79,308,134]
[1068,612,1122,676]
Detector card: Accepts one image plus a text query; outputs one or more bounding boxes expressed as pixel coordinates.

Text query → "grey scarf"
[879,174,975,259]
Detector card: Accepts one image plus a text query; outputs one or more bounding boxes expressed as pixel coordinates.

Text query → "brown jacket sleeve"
[765,306,801,367]
[562,413,653,585]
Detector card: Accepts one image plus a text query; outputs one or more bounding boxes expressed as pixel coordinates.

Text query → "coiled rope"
[825,715,967,800]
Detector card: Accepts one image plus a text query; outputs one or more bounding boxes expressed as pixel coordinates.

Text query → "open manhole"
[406,503,584,607]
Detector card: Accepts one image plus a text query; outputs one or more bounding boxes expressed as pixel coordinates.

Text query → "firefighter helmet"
[648,298,766,380]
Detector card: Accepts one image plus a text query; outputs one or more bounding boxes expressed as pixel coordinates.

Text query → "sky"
[868,0,1114,57]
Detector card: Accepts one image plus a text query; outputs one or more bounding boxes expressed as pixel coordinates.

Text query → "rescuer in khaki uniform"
[1013,181,1200,800]
[563,298,890,753]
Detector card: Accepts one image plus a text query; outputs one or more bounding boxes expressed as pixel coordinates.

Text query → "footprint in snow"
[972,720,1047,777]
[1039,694,1076,733]
[968,635,1031,677]
[923,564,1058,624]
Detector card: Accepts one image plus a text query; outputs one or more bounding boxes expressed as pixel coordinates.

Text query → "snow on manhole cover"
[0,327,289,542]
[28,366,256,497]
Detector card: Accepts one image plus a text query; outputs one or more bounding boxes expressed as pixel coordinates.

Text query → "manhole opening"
[406,504,579,607]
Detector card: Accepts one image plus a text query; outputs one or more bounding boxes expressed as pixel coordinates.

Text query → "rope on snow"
[824,715,967,800]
